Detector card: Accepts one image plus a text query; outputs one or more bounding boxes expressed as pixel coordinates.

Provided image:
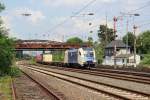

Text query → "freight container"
[42,53,52,63]
[35,54,42,63]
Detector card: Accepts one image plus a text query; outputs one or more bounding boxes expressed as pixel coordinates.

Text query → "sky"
[0,0,150,42]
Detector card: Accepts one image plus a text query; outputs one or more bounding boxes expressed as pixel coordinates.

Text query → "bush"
[9,67,22,77]
[29,57,36,65]
[140,53,150,65]
[0,66,21,77]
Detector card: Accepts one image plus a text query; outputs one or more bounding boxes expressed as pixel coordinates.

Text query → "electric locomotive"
[64,47,96,68]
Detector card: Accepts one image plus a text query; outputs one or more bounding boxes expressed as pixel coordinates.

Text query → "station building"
[102,40,141,66]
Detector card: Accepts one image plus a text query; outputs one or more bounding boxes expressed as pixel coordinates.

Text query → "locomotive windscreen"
[82,47,93,51]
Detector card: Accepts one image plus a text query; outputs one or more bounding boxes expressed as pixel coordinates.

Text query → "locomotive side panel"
[68,50,78,64]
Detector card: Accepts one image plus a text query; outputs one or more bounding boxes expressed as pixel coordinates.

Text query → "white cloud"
[29,11,45,23]
[1,16,11,29]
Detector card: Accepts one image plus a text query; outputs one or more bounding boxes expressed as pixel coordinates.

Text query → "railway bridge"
[15,40,90,58]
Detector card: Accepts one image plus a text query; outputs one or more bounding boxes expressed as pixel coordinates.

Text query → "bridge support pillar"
[42,50,45,54]
[16,50,23,59]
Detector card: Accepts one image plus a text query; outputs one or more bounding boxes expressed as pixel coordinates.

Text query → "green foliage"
[97,25,114,64]
[66,37,83,44]
[140,53,150,65]
[0,3,5,12]
[98,25,115,48]
[52,51,64,62]
[0,66,21,77]
[29,57,36,65]
[87,37,93,45]
[137,31,150,54]
[9,67,22,77]
[122,32,135,51]
[0,2,16,75]
[93,42,104,64]
[0,36,15,67]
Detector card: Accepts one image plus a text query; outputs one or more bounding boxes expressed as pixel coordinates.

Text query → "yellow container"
[43,54,52,62]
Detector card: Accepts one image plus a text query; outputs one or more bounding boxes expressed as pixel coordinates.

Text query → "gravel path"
[21,66,118,100]
[34,65,150,94]
[13,74,56,100]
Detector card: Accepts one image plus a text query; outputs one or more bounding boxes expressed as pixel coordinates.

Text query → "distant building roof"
[105,40,130,48]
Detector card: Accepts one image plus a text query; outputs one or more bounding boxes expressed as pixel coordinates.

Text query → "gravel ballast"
[13,74,56,100]
[34,65,150,94]
[21,66,118,100]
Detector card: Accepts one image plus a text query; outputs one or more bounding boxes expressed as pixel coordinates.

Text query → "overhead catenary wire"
[42,0,150,39]
[43,0,97,36]
[129,1,150,13]
[138,22,150,28]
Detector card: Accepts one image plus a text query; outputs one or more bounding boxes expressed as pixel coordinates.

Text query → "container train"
[35,47,96,68]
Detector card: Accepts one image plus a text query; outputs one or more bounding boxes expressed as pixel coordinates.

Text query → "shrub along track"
[21,64,150,100]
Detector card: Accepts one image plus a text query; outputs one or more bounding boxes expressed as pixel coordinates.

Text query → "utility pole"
[113,16,117,66]
[133,25,137,67]
[126,17,129,66]
[113,16,117,39]
[105,13,108,46]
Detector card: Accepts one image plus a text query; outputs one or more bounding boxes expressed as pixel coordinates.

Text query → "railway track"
[93,67,150,77]
[35,63,150,85]
[22,64,150,100]
[20,67,66,100]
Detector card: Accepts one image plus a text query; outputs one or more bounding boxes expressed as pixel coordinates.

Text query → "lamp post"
[120,13,140,67]
[113,16,123,66]
[71,13,94,17]
[132,14,140,67]
[21,13,32,16]
[133,25,138,67]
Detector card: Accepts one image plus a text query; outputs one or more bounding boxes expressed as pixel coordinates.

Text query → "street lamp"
[86,13,94,16]
[71,13,94,17]
[21,13,32,16]
[133,13,140,67]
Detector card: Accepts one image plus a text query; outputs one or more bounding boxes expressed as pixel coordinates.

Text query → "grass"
[29,57,36,65]
[0,76,12,100]
[0,65,22,100]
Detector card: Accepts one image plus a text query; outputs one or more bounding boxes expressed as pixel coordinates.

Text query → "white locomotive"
[64,47,96,68]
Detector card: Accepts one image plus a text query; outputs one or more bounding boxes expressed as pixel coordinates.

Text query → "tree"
[137,31,150,54]
[98,25,115,48]
[66,37,83,44]
[140,53,150,65]
[93,42,104,64]
[0,3,15,69]
[122,32,135,52]
[0,3,4,12]
[87,37,93,45]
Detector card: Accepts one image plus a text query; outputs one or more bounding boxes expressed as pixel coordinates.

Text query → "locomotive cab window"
[85,52,93,57]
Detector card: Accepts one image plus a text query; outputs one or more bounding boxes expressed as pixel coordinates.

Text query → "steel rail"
[20,68,65,100]
[25,65,150,100]
[34,63,150,85]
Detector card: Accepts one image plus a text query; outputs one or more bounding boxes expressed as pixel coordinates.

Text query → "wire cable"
[129,1,150,13]
[43,0,97,36]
